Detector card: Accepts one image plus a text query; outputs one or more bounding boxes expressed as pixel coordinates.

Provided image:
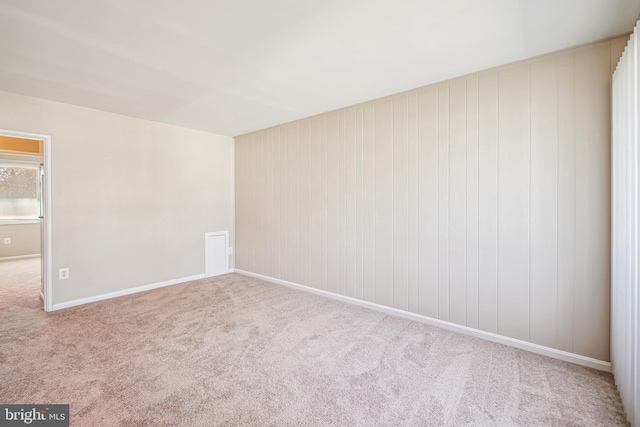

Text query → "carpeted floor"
[0,259,629,426]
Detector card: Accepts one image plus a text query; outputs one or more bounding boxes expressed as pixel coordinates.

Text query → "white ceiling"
[0,0,638,137]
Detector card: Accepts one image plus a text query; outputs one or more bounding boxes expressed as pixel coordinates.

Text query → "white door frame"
[204,231,231,277]
[0,128,52,312]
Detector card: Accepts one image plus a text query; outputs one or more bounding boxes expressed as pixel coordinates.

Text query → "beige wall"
[0,91,235,304]
[235,37,628,362]
[0,223,40,258]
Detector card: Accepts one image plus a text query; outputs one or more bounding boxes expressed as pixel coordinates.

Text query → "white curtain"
[612,20,640,427]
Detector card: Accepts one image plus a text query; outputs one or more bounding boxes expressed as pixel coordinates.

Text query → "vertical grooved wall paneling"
[235,38,625,361]
[497,63,530,342]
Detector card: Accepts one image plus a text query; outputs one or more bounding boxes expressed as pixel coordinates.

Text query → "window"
[0,162,40,220]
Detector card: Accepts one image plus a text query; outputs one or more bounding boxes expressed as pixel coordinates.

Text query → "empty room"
[1,0,639,425]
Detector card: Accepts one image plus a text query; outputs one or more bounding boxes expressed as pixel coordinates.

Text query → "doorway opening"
[205,231,232,277]
[0,130,52,311]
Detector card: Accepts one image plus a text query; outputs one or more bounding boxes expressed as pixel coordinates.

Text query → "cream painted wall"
[0,91,235,304]
[235,37,628,362]
[0,223,40,258]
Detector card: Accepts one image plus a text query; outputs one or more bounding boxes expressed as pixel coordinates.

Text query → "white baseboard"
[0,254,40,262]
[51,274,205,311]
[234,269,611,373]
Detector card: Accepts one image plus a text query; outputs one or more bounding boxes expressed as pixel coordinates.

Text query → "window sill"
[0,219,41,225]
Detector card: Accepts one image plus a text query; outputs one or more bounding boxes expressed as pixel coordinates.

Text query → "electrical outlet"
[59,268,69,280]
[3,238,10,245]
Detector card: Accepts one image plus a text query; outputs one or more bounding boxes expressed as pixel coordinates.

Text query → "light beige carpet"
[0,261,628,426]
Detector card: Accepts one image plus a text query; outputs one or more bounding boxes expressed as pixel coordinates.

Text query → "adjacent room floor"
[0,263,628,426]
